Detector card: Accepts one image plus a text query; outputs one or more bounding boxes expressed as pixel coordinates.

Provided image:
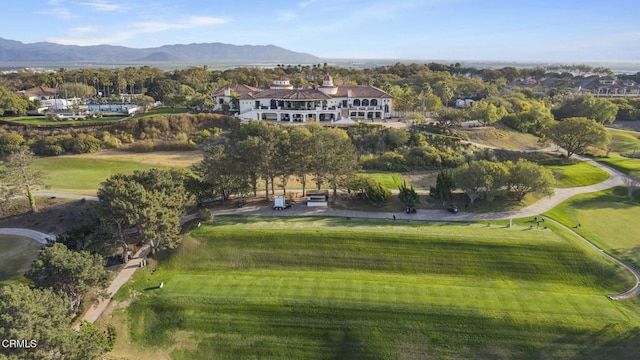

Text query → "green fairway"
[112,216,640,359]
[1,115,125,126]
[608,128,640,154]
[546,161,610,188]
[360,171,407,189]
[134,107,189,119]
[0,235,43,282]
[596,156,640,175]
[33,156,173,194]
[596,129,640,174]
[546,187,640,268]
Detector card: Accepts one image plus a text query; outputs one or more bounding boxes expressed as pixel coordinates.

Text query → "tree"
[26,243,109,312]
[398,180,419,206]
[0,146,46,212]
[136,94,155,112]
[432,107,466,128]
[0,86,29,116]
[430,169,455,205]
[623,172,640,198]
[577,94,618,124]
[50,203,122,259]
[0,284,111,360]
[545,117,610,158]
[145,79,182,103]
[228,121,279,198]
[346,175,390,204]
[98,169,192,253]
[433,81,454,106]
[506,159,555,201]
[272,129,297,195]
[289,126,313,196]
[554,93,618,124]
[309,126,359,195]
[58,82,96,99]
[482,161,509,202]
[192,145,250,202]
[469,100,506,126]
[0,132,25,155]
[453,160,496,205]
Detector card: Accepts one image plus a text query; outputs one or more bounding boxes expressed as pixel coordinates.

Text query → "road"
[1,149,638,327]
[0,228,53,244]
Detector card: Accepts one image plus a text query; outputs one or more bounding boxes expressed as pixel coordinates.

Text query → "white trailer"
[273,196,290,211]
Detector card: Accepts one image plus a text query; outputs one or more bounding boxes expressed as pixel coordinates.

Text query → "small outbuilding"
[306,190,329,207]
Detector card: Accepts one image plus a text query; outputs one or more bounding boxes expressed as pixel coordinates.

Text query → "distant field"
[108,216,639,359]
[32,151,200,194]
[457,125,546,150]
[0,235,43,283]
[546,161,610,187]
[546,187,640,268]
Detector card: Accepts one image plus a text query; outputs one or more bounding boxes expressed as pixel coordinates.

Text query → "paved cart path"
[2,152,638,328]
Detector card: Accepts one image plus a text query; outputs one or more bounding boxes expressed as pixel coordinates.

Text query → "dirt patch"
[0,197,95,235]
[69,149,203,167]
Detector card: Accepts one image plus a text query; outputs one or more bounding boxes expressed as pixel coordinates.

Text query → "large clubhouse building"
[212,75,393,123]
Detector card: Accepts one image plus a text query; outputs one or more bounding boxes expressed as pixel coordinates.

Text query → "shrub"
[346,175,390,204]
[360,151,409,172]
[72,134,102,154]
[196,208,212,221]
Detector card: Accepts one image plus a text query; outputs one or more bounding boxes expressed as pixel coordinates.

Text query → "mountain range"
[0,37,321,63]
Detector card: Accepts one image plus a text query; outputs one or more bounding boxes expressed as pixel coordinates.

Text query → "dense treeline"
[0,113,238,156]
[191,121,359,202]
[2,62,640,121]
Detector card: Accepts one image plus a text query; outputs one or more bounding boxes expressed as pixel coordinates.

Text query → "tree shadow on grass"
[560,187,639,211]
[541,323,640,360]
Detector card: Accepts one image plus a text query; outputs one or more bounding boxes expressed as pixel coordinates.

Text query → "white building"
[212,75,393,123]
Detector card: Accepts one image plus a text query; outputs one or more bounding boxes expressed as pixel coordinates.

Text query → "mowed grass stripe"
[117,216,640,359]
[167,218,632,292]
[158,273,623,320]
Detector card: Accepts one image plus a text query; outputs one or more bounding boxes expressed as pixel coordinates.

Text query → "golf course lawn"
[0,234,43,283]
[32,151,201,195]
[546,186,640,268]
[546,161,610,188]
[360,171,407,189]
[595,128,640,175]
[110,216,640,359]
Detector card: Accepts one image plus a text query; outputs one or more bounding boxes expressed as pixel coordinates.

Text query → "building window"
[353,99,361,106]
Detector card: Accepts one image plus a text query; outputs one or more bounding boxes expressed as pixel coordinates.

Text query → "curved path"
[2,152,638,328]
[214,154,627,223]
[0,228,53,244]
[543,217,640,300]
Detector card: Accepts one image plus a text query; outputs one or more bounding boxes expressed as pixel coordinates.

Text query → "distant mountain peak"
[0,37,321,63]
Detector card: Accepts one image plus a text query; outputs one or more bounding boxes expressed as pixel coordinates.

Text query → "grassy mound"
[112,216,640,359]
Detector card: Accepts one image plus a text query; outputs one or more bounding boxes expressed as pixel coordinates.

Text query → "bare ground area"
[69,149,203,167]
[0,197,95,235]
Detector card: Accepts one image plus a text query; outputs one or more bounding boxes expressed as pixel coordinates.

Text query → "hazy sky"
[4,0,640,62]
